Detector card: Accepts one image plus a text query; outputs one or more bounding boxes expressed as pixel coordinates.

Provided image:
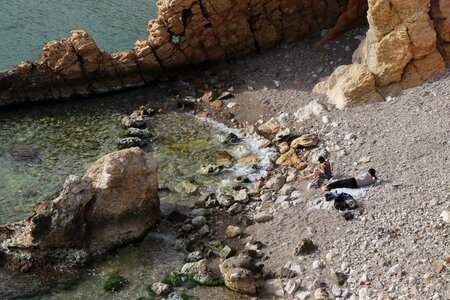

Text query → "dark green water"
[0,0,157,71]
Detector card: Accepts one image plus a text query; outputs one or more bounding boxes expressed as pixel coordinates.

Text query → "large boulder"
[0,148,159,271]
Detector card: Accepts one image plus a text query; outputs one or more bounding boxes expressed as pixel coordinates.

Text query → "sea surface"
[0,0,157,71]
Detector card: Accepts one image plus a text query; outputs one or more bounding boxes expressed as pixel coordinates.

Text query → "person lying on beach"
[302,156,332,189]
[321,168,377,191]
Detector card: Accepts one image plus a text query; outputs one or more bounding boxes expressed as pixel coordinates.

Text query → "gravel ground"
[191,27,450,299]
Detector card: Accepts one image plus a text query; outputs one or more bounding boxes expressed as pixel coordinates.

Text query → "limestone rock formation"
[316,0,450,108]
[0,148,159,271]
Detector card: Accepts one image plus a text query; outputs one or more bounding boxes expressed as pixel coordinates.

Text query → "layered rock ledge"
[0,0,339,106]
[0,148,159,271]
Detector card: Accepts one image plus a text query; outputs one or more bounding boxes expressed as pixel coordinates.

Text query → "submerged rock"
[0,148,159,271]
[118,137,146,148]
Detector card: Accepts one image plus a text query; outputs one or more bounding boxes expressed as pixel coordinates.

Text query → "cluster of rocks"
[118,105,156,149]
[0,148,160,272]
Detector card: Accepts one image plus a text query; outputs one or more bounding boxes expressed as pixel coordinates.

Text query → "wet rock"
[226,225,242,238]
[182,224,195,233]
[234,189,249,203]
[215,150,234,166]
[220,254,264,295]
[293,239,317,256]
[118,137,145,148]
[199,163,224,174]
[127,127,152,139]
[291,134,319,148]
[217,194,234,207]
[191,208,209,217]
[181,259,221,285]
[222,133,240,144]
[258,118,280,137]
[254,212,273,223]
[122,115,145,128]
[238,155,260,164]
[151,282,172,296]
[186,251,203,262]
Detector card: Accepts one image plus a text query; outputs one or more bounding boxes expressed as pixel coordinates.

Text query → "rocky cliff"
[315,0,450,108]
[1,0,449,107]
[0,0,338,106]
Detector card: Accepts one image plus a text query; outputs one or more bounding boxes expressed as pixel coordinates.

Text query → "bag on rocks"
[333,193,357,211]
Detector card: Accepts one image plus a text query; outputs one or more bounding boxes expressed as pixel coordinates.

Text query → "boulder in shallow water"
[219,254,264,295]
[0,147,159,271]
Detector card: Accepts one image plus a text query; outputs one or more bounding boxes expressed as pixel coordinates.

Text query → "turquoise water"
[0,0,157,71]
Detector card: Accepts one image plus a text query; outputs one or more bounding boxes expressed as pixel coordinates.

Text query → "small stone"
[429,198,438,206]
[218,92,234,100]
[275,195,290,203]
[387,264,401,276]
[257,138,271,148]
[186,251,203,262]
[432,261,444,273]
[291,134,319,148]
[314,287,335,300]
[295,291,311,300]
[293,239,317,256]
[440,210,449,223]
[227,203,243,215]
[284,280,298,295]
[281,261,303,277]
[182,224,194,233]
[217,194,234,207]
[225,225,242,238]
[266,174,286,191]
[333,272,348,285]
[234,189,249,203]
[278,142,290,154]
[210,100,224,108]
[258,118,280,136]
[322,116,330,124]
[191,216,206,228]
[331,285,341,297]
[151,282,172,296]
[312,260,325,269]
[254,212,273,223]
[198,224,210,236]
[260,192,272,202]
[191,208,209,217]
[201,90,216,102]
[359,156,372,163]
[279,184,294,196]
[219,245,234,259]
[227,102,237,108]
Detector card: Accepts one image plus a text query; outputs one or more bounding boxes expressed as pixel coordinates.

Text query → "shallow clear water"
[0,0,157,71]
[0,86,271,299]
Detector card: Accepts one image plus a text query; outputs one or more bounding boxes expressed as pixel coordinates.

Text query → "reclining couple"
[302,156,377,190]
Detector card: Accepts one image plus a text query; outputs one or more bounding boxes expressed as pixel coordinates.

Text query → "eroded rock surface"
[0,147,159,271]
[316,0,450,108]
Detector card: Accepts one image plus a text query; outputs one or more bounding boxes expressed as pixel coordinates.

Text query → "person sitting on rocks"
[302,156,332,189]
[321,168,377,191]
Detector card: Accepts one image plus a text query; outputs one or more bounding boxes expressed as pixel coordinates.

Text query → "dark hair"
[368,168,376,177]
[318,156,325,163]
